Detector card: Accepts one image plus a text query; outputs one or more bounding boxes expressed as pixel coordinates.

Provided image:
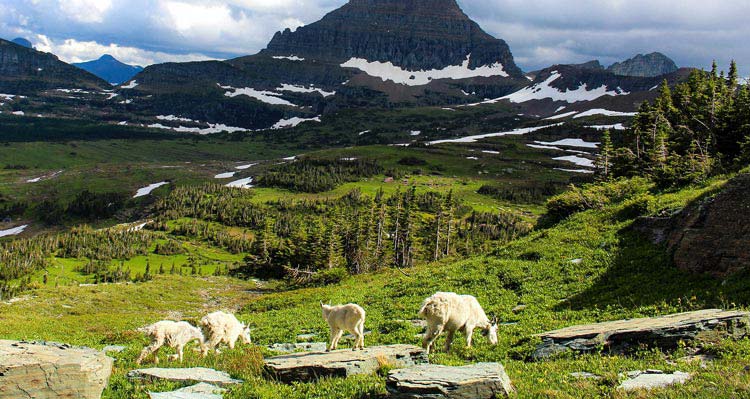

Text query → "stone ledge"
[386,363,515,398]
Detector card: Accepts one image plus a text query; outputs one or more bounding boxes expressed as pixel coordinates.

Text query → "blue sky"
[0,0,747,74]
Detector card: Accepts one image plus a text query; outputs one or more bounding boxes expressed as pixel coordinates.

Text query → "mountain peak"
[73,55,143,85]
[608,52,678,77]
[11,37,33,49]
[263,0,522,77]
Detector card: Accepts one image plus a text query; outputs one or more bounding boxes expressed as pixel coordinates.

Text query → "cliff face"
[608,53,678,78]
[666,174,750,277]
[264,0,523,77]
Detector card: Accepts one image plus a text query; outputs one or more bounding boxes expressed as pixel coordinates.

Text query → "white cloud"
[32,34,214,66]
[61,0,113,23]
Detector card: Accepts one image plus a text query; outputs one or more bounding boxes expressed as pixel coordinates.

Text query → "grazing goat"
[321,302,366,351]
[136,320,207,364]
[199,311,252,353]
[418,292,498,354]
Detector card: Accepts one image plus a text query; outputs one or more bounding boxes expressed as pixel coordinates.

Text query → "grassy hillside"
[2,174,748,398]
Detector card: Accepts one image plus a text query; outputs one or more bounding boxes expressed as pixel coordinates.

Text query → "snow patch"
[573,109,637,119]
[555,168,595,174]
[553,155,595,168]
[235,163,258,170]
[427,124,561,145]
[482,150,500,155]
[26,170,63,183]
[226,177,254,189]
[272,116,321,129]
[272,55,305,61]
[277,84,335,97]
[535,138,599,149]
[410,130,422,136]
[214,172,236,179]
[11,111,24,116]
[0,225,27,238]
[503,72,628,103]
[544,111,578,120]
[341,54,509,86]
[157,115,195,122]
[121,80,138,89]
[134,182,169,198]
[220,85,297,107]
[358,130,371,136]
[589,123,627,130]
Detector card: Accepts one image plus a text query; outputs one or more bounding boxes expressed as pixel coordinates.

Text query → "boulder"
[534,309,750,359]
[264,344,428,383]
[0,340,113,399]
[618,370,691,391]
[149,383,226,399]
[268,342,328,353]
[386,363,515,398]
[127,367,241,387]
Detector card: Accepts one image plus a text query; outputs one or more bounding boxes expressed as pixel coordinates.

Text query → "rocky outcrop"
[608,53,678,77]
[386,363,515,398]
[533,309,750,360]
[127,367,242,387]
[264,344,428,383]
[268,342,329,353]
[666,173,750,277]
[618,370,691,391]
[0,340,113,399]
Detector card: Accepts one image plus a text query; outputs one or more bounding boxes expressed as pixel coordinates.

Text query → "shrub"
[544,178,651,223]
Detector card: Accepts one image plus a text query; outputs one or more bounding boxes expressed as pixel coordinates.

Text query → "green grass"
[2,175,749,398]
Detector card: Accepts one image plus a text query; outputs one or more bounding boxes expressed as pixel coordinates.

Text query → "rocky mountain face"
[0,39,108,93]
[264,0,523,77]
[608,53,678,77]
[74,54,143,85]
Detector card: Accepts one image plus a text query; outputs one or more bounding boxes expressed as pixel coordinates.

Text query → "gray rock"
[127,367,242,387]
[102,345,127,353]
[295,333,318,342]
[607,52,678,77]
[149,383,226,399]
[268,342,328,353]
[0,340,114,399]
[618,370,691,391]
[570,372,602,380]
[386,363,515,398]
[264,344,427,383]
[533,309,750,360]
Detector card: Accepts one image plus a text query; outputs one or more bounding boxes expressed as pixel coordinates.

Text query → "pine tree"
[595,130,614,180]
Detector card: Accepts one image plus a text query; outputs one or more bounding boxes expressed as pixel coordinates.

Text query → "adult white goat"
[136,320,207,364]
[199,311,252,353]
[418,292,498,354]
[321,301,366,351]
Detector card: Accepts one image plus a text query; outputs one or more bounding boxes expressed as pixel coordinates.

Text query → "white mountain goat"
[199,311,252,354]
[136,320,207,364]
[320,302,366,351]
[418,292,498,354]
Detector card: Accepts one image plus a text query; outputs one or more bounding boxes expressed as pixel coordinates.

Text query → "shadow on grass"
[557,223,750,313]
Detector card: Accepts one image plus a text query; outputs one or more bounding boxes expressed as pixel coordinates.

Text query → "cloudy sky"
[0,0,747,74]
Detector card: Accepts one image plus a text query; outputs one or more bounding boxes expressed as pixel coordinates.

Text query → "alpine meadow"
[0,1,749,398]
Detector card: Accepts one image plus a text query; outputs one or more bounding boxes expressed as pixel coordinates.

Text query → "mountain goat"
[418,292,498,354]
[321,302,366,351]
[136,320,207,364]
[199,311,252,354]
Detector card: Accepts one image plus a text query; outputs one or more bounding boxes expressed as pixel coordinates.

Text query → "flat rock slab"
[150,383,226,399]
[268,342,328,353]
[264,344,428,383]
[128,367,242,387]
[0,340,113,399]
[386,363,515,398]
[534,309,750,359]
[618,370,691,391]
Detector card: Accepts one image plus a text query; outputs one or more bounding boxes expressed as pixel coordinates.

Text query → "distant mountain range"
[73,55,143,85]
[11,38,33,49]
[0,0,688,133]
